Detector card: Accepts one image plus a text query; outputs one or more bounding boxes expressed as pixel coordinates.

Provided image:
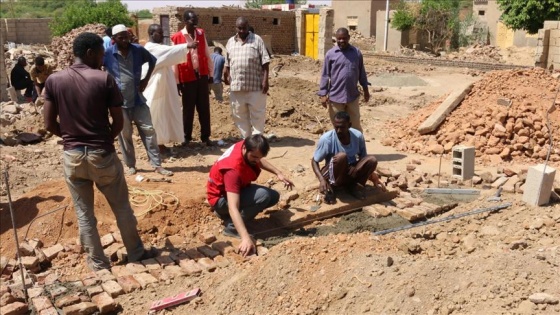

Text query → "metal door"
[305,14,319,59]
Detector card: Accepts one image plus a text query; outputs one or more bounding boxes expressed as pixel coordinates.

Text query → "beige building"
[331,0,397,37]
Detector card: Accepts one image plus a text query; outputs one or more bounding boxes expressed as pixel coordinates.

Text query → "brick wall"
[152,7,296,54]
[535,21,560,70]
[0,18,52,44]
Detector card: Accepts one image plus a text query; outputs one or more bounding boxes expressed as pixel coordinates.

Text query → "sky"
[122,0,332,11]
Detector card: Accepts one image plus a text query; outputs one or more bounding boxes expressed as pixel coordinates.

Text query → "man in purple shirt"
[318,27,370,132]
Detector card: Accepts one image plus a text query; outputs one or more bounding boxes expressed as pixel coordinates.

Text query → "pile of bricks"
[1,231,265,315]
[50,24,107,70]
[383,68,560,164]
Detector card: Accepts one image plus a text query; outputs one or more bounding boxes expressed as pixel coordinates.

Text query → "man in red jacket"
[171,10,214,147]
[207,134,294,256]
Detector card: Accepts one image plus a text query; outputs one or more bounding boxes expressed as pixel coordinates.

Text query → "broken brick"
[47,284,68,299]
[18,242,35,256]
[21,256,40,273]
[111,231,122,243]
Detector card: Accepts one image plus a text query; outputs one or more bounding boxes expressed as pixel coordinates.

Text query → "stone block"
[62,302,98,315]
[32,296,53,312]
[198,232,217,244]
[197,257,217,272]
[55,294,81,308]
[91,292,118,314]
[523,164,556,206]
[1,301,28,315]
[101,281,124,298]
[197,245,220,259]
[132,272,158,288]
[86,286,104,297]
[42,244,64,261]
[178,259,202,275]
[211,241,235,256]
[116,275,141,293]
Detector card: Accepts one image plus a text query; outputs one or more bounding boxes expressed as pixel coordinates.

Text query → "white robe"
[143,42,189,145]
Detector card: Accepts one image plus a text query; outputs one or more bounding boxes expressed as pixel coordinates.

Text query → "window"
[212,16,220,24]
[478,10,485,16]
[273,18,279,25]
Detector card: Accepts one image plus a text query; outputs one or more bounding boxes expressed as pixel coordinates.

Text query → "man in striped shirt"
[224,17,271,139]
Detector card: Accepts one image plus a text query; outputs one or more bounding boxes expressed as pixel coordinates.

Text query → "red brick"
[48,285,68,299]
[132,273,158,288]
[149,269,168,281]
[110,265,132,278]
[212,241,235,256]
[111,231,122,243]
[43,273,59,285]
[116,275,141,293]
[0,283,9,296]
[62,301,98,315]
[28,287,44,299]
[1,292,17,306]
[103,243,123,261]
[100,280,123,298]
[141,258,161,270]
[163,265,187,278]
[32,296,53,312]
[100,234,115,248]
[1,301,28,315]
[197,257,217,272]
[55,294,81,308]
[184,248,205,261]
[95,269,115,282]
[178,259,202,275]
[86,286,104,297]
[164,235,185,247]
[28,239,43,249]
[198,232,217,244]
[19,242,35,256]
[125,262,147,274]
[91,292,118,314]
[39,307,58,315]
[42,244,64,261]
[197,245,220,259]
[154,256,175,267]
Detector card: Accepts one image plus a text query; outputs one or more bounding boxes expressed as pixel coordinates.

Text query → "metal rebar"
[372,202,512,236]
[3,168,29,302]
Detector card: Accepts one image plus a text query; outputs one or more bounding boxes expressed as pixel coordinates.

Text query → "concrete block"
[452,145,475,180]
[522,164,556,206]
[62,302,98,315]
[418,82,473,134]
[91,292,118,314]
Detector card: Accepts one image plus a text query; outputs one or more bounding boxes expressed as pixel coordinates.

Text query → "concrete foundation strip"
[373,202,512,236]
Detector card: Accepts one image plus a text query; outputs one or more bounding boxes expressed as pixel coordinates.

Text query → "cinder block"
[522,164,556,206]
[452,145,475,180]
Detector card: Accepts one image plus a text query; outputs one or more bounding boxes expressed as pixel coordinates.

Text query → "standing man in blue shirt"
[318,28,370,133]
[311,112,381,204]
[104,24,172,176]
[210,47,225,102]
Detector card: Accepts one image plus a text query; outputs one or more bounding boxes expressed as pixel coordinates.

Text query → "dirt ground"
[1,42,560,314]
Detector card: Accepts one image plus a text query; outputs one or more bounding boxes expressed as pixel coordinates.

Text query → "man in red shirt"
[171,10,214,146]
[207,134,294,256]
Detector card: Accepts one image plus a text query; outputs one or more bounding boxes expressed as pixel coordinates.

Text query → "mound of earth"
[383,68,560,166]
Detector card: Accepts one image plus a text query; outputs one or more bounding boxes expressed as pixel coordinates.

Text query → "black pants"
[13,80,33,98]
[180,75,211,142]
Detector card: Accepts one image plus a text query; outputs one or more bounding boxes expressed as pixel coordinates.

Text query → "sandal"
[155,167,173,176]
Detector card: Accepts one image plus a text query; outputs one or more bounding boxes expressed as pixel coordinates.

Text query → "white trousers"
[229,91,267,138]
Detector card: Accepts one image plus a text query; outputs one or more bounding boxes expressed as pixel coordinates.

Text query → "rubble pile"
[383,68,560,165]
[4,45,55,75]
[446,44,503,63]
[349,30,376,52]
[51,24,107,69]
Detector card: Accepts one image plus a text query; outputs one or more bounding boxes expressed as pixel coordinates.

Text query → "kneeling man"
[207,134,294,256]
[312,111,380,204]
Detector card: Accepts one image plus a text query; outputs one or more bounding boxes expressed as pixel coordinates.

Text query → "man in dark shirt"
[43,32,154,271]
[10,56,34,101]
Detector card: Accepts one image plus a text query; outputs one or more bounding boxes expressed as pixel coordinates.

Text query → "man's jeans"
[118,103,162,168]
[210,82,223,102]
[63,148,144,270]
[212,184,280,224]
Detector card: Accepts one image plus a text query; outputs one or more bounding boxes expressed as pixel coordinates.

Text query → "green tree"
[497,0,560,34]
[0,0,71,18]
[245,0,306,9]
[135,9,153,19]
[391,0,461,54]
[49,0,133,37]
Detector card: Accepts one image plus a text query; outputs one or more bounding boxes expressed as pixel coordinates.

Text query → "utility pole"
[383,0,389,51]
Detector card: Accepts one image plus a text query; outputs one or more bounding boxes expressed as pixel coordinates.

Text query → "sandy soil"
[1,45,559,314]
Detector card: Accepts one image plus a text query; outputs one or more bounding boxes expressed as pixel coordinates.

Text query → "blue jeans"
[63,147,144,270]
[212,184,280,224]
[118,103,162,168]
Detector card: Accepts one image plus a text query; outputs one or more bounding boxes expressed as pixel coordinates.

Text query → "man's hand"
[277,173,294,190]
[187,41,198,49]
[369,172,387,191]
[319,178,333,195]
[363,88,370,103]
[139,78,149,92]
[177,83,182,96]
[238,237,255,257]
[261,78,269,94]
[320,95,328,108]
